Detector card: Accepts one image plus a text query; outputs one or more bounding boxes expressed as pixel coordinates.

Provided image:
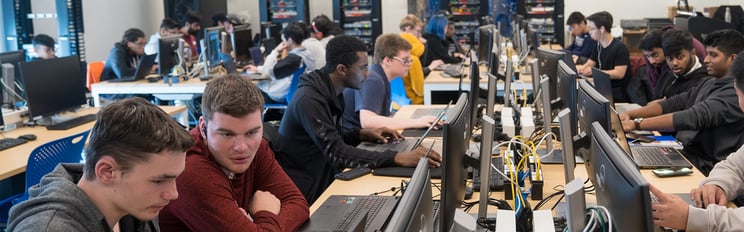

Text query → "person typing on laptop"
[158,74,309,231]
[342,34,440,132]
[275,35,442,205]
[649,56,744,230]
[101,28,147,82]
[620,30,744,175]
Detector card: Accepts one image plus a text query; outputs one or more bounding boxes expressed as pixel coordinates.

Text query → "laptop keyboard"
[360,139,416,153]
[335,197,395,231]
[632,147,676,166]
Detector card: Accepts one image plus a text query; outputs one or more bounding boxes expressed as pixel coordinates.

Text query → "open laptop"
[357,106,447,153]
[610,109,692,169]
[404,103,452,137]
[108,54,157,82]
[249,47,264,66]
[300,195,399,232]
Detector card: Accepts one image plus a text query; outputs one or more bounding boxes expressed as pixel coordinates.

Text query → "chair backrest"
[86,61,104,91]
[25,130,90,190]
[285,64,306,103]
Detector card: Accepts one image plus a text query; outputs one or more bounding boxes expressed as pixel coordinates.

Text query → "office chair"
[262,64,306,118]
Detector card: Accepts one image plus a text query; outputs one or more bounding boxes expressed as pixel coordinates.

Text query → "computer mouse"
[18,134,37,141]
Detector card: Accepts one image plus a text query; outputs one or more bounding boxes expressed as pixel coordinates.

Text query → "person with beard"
[158,74,309,231]
[179,11,201,58]
[654,29,711,99]
[620,29,744,175]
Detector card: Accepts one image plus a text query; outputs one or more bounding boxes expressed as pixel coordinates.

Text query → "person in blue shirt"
[565,12,596,65]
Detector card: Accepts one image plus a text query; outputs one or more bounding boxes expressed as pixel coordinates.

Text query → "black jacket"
[659,77,744,175]
[422,33,462,66]
[275,69,397,204]
[655,63,711,99]
[101,42,139,81]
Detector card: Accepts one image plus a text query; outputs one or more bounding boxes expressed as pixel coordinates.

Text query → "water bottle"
[725,7,732,23]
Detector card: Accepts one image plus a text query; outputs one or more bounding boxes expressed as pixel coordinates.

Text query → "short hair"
[586,11,613,33]
[121,28,145,44]
[83,98,193,180]
[211,13,241,26]
[703,29,744,57]
[661,29,694,58]
[373,33,412,64]
[160,18,180,30]
[639,29,663,51]
[323,35,367,73]
[32,34,55,48]
[566,12,586,25]
[282,22,307,45]
[180,11,201,26]
[425,14,449,40]
[312,14,336,36]
[201,74,264,122]
[399,14,423,31]
[732,51,744,91]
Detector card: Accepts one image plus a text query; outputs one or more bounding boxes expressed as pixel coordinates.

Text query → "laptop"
[299,195,399,232]
[249,47,264,66]
[358,104,448,153]
[610,109,692,169]
[108,54,157,82]
[220,53,238,74]
[403,103,452,137]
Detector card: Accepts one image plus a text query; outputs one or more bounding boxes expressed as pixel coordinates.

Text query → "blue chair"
[263,64,307,117]
[389,77,411,113]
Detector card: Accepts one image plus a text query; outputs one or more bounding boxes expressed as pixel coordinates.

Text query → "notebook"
[610,110,692,169]
[358,104,448,153]
[249,47,264,66]
[402,104,452,138]
[299,195,399,232]
[108,54,157,82]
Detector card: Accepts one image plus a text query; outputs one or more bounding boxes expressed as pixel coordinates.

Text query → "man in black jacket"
[620,29,744,175]
[276,35,441,204]
[654,29,711,99]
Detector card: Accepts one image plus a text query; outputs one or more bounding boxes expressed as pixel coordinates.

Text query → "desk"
[424,65,533,105]
[0,105,186,181]
[311,105,705,214]
[90,77,208,107]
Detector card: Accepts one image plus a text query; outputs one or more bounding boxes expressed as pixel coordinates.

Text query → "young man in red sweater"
[158,74,309,231]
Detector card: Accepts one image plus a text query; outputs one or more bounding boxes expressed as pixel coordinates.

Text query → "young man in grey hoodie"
[7,98,193,232]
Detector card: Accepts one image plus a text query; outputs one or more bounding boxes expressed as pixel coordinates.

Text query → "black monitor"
[478,25,495,65]
[158,35,182,77]
[468,52,480,134]
[204,26,225,67]
[0,50,27,98]
[233,25,253,64]
[557,60,578,136]
[590,67,613,104]
[526,25,540,52]
[19,56,86,120]
[535,48,575,102]
[439,92,470,232]
[576,79,612,157]
[588,122,654,231]
[384,157,434,231]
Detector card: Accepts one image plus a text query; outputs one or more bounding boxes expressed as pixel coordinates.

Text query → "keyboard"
[47,114,96,130]
[358,139,417,153]
[633,147,674,165]
[336,197,395,231]
[0,137,28,151]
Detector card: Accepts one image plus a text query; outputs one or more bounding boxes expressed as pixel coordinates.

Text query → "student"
[179,11,201,58]
[158,74,309,231]
[145,18,181,56]
[31,34,57,60]
[276,35,442,204]
[654,29,710,99]
[101,28,147,82]
[248,22,323,104]
[211,13,240,34]
[310,14,338,47]
[565,12,596,65]
[399,14,443,104]
[636,29,668,98]
[649,51,744,231]
[620,29,744,175]
[577,11,633,103]
[342,33,439,132]
[7,98,194,231]
[422,14,464,65]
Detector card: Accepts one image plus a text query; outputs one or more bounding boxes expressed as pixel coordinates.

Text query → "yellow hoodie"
[400,32,426,104]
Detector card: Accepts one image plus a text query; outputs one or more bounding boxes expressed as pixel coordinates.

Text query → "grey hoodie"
[7,163,158,232]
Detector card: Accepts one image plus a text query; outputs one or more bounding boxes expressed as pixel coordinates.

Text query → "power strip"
[520,108,534,138]
[501,107,515,137]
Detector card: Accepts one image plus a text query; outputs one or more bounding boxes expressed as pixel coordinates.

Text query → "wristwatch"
[633,117,644,130]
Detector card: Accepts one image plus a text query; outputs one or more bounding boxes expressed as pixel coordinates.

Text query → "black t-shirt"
[589,38,632,101]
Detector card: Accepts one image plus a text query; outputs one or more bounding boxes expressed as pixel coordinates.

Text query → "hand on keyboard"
[690,183,727,208]
[648,184,691,230]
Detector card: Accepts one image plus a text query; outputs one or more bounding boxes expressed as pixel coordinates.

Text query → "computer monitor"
[478,25,495,65]
[535,48,575,102]
[384,157,434,232]
[557,60,578,136]
[204,26,225,67]
[576,79,612,157]
[158,35,182,77]
[232,25,253,64]
[588,121,654,232]
[19,56,87,120]
[439,92,470,232]
[557,108,577,183]
[526,25,540,53]
[468,52,480,133]
[0,50,26,100]
[591,67,613,104]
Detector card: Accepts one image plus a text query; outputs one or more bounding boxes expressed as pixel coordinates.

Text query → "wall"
[82,0,163,62]
[382,0,409,34]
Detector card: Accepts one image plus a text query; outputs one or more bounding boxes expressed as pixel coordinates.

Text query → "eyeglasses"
[131,41,147,47]
[391,56,413,65]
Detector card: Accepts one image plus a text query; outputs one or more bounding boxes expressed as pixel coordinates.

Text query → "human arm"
[650,184,689,230]
[272,53,302,79]
[144,35,158,55]
[260,42,288,77]
[666,84,744,131]
[694,145,744,207]
[107,45,137,79]
[578,59,596,76]
[426,35,462,64]
[578,37,596,60]
[599,65,628,80]
[360,109,438,129]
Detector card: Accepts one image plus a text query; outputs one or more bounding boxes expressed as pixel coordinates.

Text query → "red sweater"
[159,128,309,231]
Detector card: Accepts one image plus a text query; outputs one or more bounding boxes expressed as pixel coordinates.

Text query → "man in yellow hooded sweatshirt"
[399,14,443,104]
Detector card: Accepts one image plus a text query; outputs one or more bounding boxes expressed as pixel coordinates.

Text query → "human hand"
[428,60,445,70]
[650,184,689,230]
[243,64,258,72]
[274,42,288,53]
[690,184,727,208]
[621,119,636,132]
[454,52,466,59]
[248,190,281,215]
[394,146,442,167]
[360,127,403,144]
[619,113,630,121]
[413,115,440,129]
